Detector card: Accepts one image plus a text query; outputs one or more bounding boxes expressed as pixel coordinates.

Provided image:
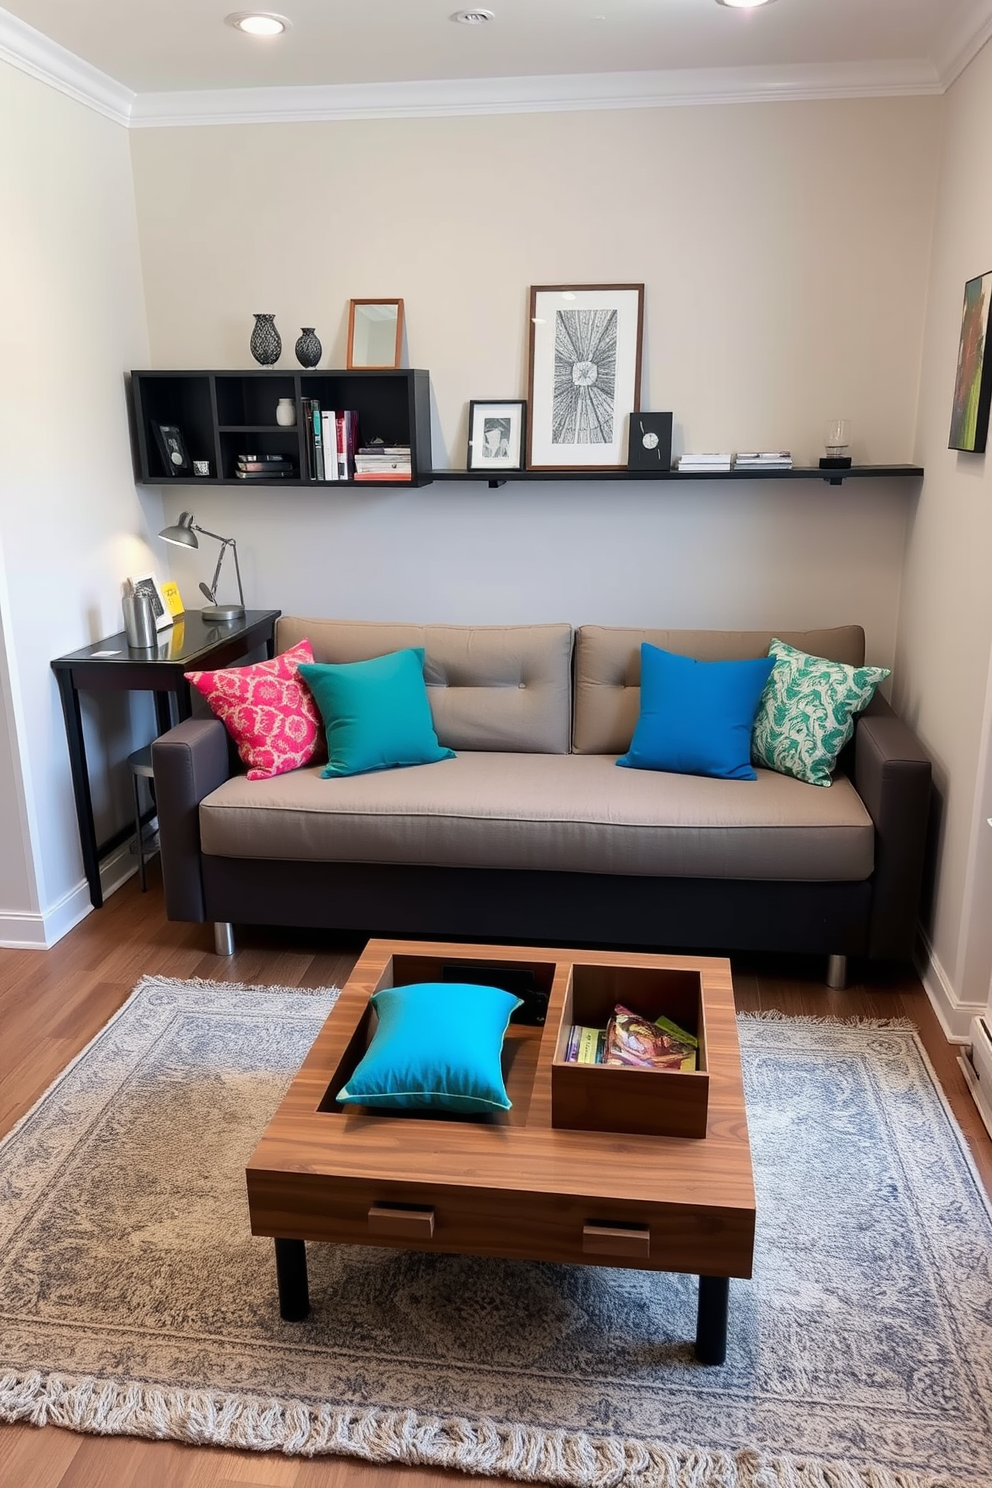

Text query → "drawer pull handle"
[582,1222,650,1259]
[368,1204,435,1239]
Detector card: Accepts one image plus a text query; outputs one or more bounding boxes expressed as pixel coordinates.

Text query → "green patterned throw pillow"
[751,639,890,787]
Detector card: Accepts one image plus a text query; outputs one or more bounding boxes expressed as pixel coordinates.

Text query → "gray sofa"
[152,617,932,985]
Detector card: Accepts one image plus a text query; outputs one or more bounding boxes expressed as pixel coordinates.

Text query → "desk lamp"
[159,511,245,621]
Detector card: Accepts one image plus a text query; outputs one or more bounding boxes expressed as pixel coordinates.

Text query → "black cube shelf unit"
[128,369,433,488]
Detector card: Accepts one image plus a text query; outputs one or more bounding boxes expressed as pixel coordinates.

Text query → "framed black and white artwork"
[467,399,526,471]
[526,284,644,470]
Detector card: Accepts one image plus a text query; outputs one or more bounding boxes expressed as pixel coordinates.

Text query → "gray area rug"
[1,976,990,1488]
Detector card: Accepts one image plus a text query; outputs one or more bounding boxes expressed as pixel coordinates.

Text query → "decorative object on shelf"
[160,580,185,617]
[192,459,211,477]
[275,397,297,426]
[627,412,673,471]
[527,284,644,470]
[467,399,526,471]
[249,313,282,367]
[121,582,157,649]
[347,298,404,369]
[819,419,852,471]
[158,512,245,622]
[151,422,191,478]
[294,327,322,368]
[125,572,173,633]
[948,270,992,453]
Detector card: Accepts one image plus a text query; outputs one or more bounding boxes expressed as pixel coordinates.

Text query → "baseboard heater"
[958,1013,992,1141]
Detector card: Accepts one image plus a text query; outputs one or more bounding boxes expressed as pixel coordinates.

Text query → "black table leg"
[695,1275,729,1364]
[274,1237,309,1321]
[55,670,103,908]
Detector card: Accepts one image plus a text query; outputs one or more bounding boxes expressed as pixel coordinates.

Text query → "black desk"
[52,608,281,909]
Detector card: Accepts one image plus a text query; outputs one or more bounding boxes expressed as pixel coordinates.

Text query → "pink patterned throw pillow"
[185,639,326,780]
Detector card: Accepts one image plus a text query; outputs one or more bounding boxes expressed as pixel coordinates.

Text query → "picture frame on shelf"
[627,412,674,472]
[526,284,644,470]
[347,299,405,369]
[152,421,192,477]
[126,573,173,632]
[160,580,185,617]
[467,400,526,471]
[949,270,992,453]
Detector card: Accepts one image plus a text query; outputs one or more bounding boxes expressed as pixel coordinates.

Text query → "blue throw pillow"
[336,982,523,1114]
[298,648,454,778]
[616,643,775,781]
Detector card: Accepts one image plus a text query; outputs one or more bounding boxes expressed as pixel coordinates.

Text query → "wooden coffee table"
[246,939,755,1364]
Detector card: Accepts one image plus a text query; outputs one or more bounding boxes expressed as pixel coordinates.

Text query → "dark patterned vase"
[295,327,322,368]
[250,313,281,367]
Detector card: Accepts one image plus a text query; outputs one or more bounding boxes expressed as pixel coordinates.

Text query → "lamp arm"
[229,539,245,608]
[207,540,229,602]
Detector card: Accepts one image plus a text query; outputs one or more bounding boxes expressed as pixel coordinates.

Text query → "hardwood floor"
[1,864,989,1488]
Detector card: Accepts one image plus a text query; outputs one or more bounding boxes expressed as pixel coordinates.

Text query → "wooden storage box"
[551,963,710,1138]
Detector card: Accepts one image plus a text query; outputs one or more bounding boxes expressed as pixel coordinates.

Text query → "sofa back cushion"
[276,617,573,754]
[572,625,867,756]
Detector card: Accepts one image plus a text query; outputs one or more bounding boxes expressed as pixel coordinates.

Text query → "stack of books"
[301,401,359,481]
[353,443,412,482]
[235,452,296,480]
[733,450,794,470]
[562,1005,699,1071]
[678,452,733,473]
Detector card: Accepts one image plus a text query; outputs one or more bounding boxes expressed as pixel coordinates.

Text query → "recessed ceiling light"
[715,0,777,7]
[450,9,495,25]
[226,12,290,37]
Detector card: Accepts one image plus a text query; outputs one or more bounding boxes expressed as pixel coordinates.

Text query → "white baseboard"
[0,843,140,951]
[915,930,987,1043]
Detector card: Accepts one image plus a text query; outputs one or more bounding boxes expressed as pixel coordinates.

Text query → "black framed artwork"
[627,412,673,471]
[467,400,526,471]
[152,422,192,477]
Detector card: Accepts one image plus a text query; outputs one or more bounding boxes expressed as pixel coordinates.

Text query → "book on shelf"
[604,1004,698,1071]
[733,451,793,469]
[235,468,296,479]
[320,410,338,480]
[679,452,733,471]
[236,452,295,463]
[237,459,295,473]
[352,471,412,482]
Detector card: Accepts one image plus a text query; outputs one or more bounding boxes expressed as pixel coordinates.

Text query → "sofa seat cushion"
[198,752,873,882]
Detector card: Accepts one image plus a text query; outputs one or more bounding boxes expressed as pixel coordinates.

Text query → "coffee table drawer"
[247,1172,754,1278]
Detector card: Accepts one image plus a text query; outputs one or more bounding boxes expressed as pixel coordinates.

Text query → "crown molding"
[934,0,992,87]
[129,59,942,128]
[0,7,133,125]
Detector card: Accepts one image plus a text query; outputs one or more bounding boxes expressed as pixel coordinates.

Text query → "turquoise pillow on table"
[298,648,454,779]
[617,642,775,781]
[336,982,523,1115]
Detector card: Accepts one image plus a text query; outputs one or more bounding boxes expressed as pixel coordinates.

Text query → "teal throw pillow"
[298,648,454,778]
[617,643,775,781]
[336,982,523,1114]
[751,638,890,787]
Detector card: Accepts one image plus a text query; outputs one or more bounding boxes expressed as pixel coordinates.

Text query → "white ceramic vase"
[276,398,297,427]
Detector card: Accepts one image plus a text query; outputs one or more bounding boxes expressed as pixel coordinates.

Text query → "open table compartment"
[551,963,711,1138]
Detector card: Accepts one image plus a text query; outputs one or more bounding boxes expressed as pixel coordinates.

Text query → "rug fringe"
[134,974,338,998]
[737,1012,917,1029]
[0,1370,973,1488]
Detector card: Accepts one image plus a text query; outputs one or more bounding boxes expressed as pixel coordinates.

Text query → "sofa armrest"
[854,696,932,960]
[152,718,232,923]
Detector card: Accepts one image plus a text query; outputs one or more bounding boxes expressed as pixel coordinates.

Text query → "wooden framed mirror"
[347,299,405,369]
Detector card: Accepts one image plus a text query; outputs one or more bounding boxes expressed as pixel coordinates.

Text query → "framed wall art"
[949,270,992,453]
[526,284,644,470]
[467,399,526,471]
[152,422,192,477]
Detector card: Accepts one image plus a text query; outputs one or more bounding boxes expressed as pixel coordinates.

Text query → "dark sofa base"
[201,856,875,958]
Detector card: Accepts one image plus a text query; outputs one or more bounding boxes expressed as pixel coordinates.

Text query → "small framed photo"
[527,284,644,470]
[467,400,526,471]
[627,412,674,471]
[127,573,173,631]
[152,422,192,477]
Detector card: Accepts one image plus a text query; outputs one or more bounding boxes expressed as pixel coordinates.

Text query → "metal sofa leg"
[214,921,235,956]
[826,954,847,990]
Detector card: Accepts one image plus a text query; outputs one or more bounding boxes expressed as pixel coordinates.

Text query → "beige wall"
[897,40,992,1019]
[129,99,938,660]
[0,60,155,941]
